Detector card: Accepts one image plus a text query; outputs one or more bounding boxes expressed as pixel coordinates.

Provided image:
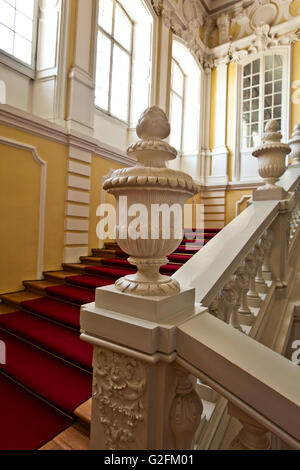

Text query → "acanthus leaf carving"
[93,347,147,450]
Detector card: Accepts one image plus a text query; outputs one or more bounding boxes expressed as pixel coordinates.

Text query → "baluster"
[235,263,253,326]
[246,245,262,308]
[228,277,243,331]
[260,229,273,283]
[170,365,203,450]
[228,404,271,450]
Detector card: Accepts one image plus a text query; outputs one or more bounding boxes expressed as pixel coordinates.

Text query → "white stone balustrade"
[81,113,300,451]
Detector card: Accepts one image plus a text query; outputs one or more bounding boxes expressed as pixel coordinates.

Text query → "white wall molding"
[0,104,135,167]
[235,195,252,217]
[0,136,47,279]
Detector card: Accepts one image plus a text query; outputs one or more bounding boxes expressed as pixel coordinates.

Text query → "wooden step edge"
[23,280,59,296]
[1,291,45,308]
[43,271,76,282]
[39,422,90,451]
[74,398,91,431]
[80,256,104,265]
[62,263,88,274]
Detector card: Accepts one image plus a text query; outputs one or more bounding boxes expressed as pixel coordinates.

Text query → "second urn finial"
[252,120,290,200]
[288,124,300,165]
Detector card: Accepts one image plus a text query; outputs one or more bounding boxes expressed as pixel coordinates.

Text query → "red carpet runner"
[0,229,220,449]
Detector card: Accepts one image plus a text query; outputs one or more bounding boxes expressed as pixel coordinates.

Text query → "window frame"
[0,0,39,78]
[95,0,134,125]
[234,46,291,182]
[169,57,186,153]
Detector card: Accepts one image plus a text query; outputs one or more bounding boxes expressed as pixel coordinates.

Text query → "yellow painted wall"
[0,125,68,293]
[291,41,300,130]
[225,189,253,225]
[88,155,123,252]
[226,62,236,182]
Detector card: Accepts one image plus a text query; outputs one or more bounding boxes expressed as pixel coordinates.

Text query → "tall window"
[170,59,185,151]
[0,0,38,67]
[96,0,133,123]
[241,54,283,150]
[169,38,201,159]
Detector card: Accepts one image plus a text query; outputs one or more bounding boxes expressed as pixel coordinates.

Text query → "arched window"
[169,38,201,174]
[170,58,185,151]
[0,0,38,70]
[241,54,284,150]
[95,0,133,122]
[237,49,290,181]
[95,0,153,127]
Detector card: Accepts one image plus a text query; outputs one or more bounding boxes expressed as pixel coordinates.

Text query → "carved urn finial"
[103,106,200,297]
[288,124,300,165]
[252,120,290,191]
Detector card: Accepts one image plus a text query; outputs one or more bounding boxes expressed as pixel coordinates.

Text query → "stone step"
[43,271,76,283]
[62,263,88,274]
[74,398,91,431]
[91,248,120,258]
[23,280,60,296]
[1,291,44,308]
[39,422,90,451]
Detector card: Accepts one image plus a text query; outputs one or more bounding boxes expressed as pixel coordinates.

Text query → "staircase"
[0,228,220,450]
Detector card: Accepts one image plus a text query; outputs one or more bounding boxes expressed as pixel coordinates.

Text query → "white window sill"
[0,51,35,79]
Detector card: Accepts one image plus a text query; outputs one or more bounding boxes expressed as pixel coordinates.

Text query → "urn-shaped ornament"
[103,106,200,297]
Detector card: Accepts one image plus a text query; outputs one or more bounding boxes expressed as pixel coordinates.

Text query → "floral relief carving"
[93,347,147,450]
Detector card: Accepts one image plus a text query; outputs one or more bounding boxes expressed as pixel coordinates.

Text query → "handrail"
[173,200,279,305]
[177,311,300,448]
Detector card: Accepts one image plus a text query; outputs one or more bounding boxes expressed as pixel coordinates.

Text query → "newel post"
[252,120,292,290]
[80,107,203,450]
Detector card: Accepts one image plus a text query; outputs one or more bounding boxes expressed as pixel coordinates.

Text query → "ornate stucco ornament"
[92,347,147,450]
[252,120,291,191]
[103,106,200,297]
[288,124,300,165]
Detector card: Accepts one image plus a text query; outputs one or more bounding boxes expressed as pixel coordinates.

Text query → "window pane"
[252,111,258,123]
[243,64,251,77]
[264,108,272,120]
[0,23,13,54]
[264,95,272,107]
[114,3,132,51]
[172,61,184,96]
[252,74,260,86]
[274,80,282,93]
[265,70,272,82]
[98,0,113,34]
[14,34,31,63]
[243,77,250,88]
[243,100,250,112]
[252,99,259,110]
[274,68,282,80]
[15,11,33,41]
[95,31,111,111]
[265,56,273,70]
[253,59,260,74]
[251,123,259,147]
[273,106,281,118]
[274,93,281,106]
[0,0,15,29]
[170,92,183,150]
[110,44,130,121]
[16,0,34,18]
[243,89,250,100]
[274,55,282,67]
[252,86,259,98]
[265,83,272,95]
[242,113,250,124]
